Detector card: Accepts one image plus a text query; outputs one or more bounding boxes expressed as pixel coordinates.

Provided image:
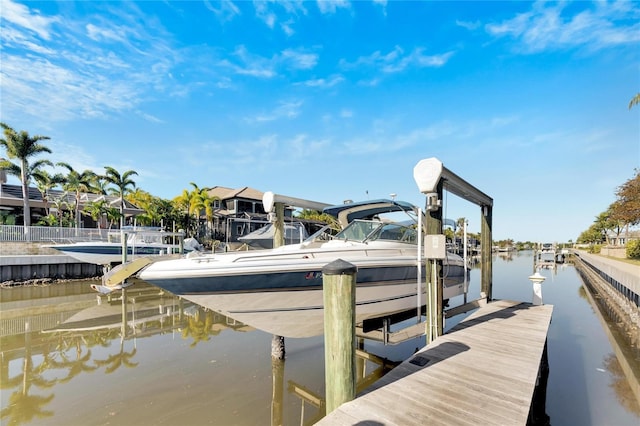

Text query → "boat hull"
[47,242,183,265]
[137,253,467,338]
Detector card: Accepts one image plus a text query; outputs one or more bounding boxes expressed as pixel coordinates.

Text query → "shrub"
[588,244,601,254]
[627,239,640,259]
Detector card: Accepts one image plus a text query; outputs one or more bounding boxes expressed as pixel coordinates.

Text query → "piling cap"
[528,272,546,283]
[322,259,357,275]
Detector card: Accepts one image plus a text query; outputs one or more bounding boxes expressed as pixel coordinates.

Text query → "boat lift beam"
[413,157,493,208]
[413,157,494,343]
[262,191,332,248]
[262,191,332,214]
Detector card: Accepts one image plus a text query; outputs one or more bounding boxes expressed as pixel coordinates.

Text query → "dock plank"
[317,300,553,426]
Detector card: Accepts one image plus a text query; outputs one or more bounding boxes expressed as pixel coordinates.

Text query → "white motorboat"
[135,200,467,337]
[45,227,201,266]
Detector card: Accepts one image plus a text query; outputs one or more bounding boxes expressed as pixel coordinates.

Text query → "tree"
[592,210,619,245]
[629,93,640,110]
[577,226,603,245]
[0,123,52,229]
[295,209,340,230]
[82,199,108,229]
[189,184,219,238]
[105,207,122,230]
[173,183,204,237]
[102,166,138,228]
[47,192,72,227]
[172,190,193,235]
[187,183,206,231]
[611,169,640,227]
[57,163,98,229]
[32,170,65,218]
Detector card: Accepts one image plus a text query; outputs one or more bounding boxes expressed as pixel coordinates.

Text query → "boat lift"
[262,191,332,248]
[413,157,493,343]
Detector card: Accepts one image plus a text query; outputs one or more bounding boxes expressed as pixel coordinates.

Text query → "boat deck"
[317,299,554,425]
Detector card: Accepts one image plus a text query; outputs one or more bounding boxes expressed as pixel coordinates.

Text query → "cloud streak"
[1,0,180,123]
[486,1,640,52]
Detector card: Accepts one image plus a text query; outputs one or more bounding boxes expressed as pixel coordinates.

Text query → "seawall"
[572,250,639,347]
[1,242,102,283]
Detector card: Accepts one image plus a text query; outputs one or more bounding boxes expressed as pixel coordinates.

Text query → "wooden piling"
[323,259,357,414]
[271,201,286,360]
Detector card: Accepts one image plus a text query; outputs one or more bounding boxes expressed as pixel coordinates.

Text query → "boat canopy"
[238,222,308,249]
[323,199,418,228]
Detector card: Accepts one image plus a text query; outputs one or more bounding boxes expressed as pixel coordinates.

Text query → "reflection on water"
[1,252,639,425]
[0,282,408,425]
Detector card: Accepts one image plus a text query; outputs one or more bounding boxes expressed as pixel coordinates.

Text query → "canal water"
[1,251,638,425]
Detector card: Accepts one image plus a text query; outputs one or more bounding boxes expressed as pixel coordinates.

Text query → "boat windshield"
[334,220,417,244]
[303,224,340,243]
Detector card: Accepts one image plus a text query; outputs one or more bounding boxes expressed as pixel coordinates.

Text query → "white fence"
[0,225,111,243]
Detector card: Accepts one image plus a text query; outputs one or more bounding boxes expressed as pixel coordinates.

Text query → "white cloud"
[204,0,241,22]
[316,0,351,15]
[373,0,387,16]
[0,1,181,123]
[300,74,344,88]
[1,0,58,40]
[486,1,640,52]
[342,46,454,74]
[252,1,308,35]
[456,19,481,31]
[245,100,304,123]
[280,49,318,69]
[85,23,126,43]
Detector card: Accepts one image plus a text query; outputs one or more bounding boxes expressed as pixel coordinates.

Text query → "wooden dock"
[317,299,554,426]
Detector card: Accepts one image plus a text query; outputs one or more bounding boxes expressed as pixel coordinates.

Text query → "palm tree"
[105,207,122,230]
[32,170,65,218]
[0,123,53,229]
[57,163,98,229]
[173,186,197,236]
[187,182,204,229]
[629,93,640,110]
[296,209,340,230]
[189,183,219,238]
[102,166,138,228]
[47,192,72,226]
[82,199,108,229]
[126,188,159,226]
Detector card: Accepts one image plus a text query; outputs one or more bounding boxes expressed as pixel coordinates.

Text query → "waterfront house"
[1,178,320,249]
[204,186,299,248]
[606,230,640,246]
[0,183,144,228]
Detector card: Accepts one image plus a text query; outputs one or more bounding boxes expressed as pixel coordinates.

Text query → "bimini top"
[323,199,418,228]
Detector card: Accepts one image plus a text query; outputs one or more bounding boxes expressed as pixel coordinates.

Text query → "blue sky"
[1,0,638,243]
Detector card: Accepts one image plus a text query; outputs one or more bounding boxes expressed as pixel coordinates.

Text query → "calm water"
[1,251,639,425]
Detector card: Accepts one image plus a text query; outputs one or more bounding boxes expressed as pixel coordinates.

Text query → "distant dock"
[317,299,554,425]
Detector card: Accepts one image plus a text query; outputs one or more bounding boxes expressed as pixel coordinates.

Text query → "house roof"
[0,183,144,215]
[207,186,264,201]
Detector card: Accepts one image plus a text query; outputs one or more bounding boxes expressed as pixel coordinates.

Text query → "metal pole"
[121,231,128,264]
[463,220,468,304]
[417,208,423,322]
